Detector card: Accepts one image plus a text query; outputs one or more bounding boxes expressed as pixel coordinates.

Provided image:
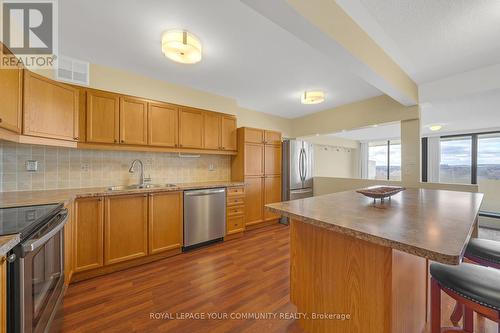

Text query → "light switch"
[25,160,38,172]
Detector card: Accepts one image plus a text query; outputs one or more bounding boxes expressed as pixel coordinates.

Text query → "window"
[439,136,472,184]
[368,140,401,180]
[478,133,500,181]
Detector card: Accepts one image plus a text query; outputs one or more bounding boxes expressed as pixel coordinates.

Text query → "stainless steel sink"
[107,184,178,191]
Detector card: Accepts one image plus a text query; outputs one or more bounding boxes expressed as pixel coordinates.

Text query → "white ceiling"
[58,0,381,119]
[338,0,500,84]
[329,122,401,142]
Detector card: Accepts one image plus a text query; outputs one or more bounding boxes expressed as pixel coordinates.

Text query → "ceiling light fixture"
[301,91,325,105]
[429,124,443,132]
[161,30,202,64]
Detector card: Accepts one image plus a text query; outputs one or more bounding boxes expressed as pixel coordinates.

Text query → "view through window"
[439,136,472,184]
[368,140,401,181]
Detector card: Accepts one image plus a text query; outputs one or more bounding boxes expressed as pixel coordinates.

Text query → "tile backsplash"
[0,141,231,192]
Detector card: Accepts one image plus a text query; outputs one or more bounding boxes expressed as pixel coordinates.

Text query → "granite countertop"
[266,188,483,265]
[0,234,20,257]
[0,181,245,208]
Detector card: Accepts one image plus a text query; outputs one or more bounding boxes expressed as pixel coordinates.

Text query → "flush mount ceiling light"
[161,30,202,64]
[428,124,443,132]
[301,91,325,105]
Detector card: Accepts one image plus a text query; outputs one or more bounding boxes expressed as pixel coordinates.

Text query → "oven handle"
[22,210,68,254]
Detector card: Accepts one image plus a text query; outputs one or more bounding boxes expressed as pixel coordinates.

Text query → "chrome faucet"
[128,159,145,187]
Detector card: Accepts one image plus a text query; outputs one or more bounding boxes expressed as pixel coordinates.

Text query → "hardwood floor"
[52,224,499,333]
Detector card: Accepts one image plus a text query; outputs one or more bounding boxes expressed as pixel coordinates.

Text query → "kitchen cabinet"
[264,176,281,221]
[148,192,183,254]
[244,176,264,226]
[243,127,264,144]
[264,145,281,175]
[23,71,79,141]
[120,97,148,145]
[179,107,203,149]
[74,197,104,272]
[244,143,265,176]
[0,67,22,133]
[264,130,281,145]
[203,112,221,150]
[104,194,148,265]
[86,90,120,144]
[148,102,178,147]
[232,127,282,228]
[64,202,75,285]
[221,116,237,151]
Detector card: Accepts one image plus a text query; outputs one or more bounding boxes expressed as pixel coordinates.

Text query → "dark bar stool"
[430,262,500,333]
[450,238,500,325]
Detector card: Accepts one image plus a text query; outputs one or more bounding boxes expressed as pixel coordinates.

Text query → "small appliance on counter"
[1,203,68,333]
[281,139,314,224]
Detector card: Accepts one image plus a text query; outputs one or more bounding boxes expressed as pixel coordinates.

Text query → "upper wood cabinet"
[74,197,104,273]
[0,67,22,133]
[119,97,148,145]
[244,143,265,176]
[179,107,203,149]
[244,128,264,144]
[148,192,183,254]
[104,194,148,265]
[203,112,221,150]
[23,71,79,141]
[221,116,237,151]
[86,90,119,144]
[148,102,178,147]
[264,130,281,145]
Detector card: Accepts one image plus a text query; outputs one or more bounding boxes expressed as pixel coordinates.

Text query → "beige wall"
[35,65,293,137]
[312,144,359,178]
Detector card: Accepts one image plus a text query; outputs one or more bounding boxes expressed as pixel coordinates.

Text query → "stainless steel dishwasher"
[183,188,226,250]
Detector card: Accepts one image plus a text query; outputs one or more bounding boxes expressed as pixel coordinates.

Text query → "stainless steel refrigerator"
[281,140,314,223]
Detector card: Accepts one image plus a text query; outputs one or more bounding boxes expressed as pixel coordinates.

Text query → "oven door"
[19,210,67,333]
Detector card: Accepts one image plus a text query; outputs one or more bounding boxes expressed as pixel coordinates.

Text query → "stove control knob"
[6,253,16,263]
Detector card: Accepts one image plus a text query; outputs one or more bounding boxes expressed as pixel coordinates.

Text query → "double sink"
[107,184,178,191]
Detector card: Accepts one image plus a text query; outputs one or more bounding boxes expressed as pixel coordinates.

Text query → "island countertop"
[266,188,483,265]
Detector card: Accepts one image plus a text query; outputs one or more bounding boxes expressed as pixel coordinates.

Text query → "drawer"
[227,187,244,196]
[227,196,245,207]
[227,205,244,217]
[227,215,244,233]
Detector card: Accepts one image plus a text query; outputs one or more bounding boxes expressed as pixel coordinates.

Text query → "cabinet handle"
[74,137,79,140]
[114,139,118,143]
[0,118,3,123]
[179,144,183,147]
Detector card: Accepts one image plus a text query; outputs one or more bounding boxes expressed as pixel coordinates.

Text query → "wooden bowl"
[356,186,405,201]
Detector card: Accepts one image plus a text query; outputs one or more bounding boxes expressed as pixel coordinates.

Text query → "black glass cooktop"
[0,203,62,239]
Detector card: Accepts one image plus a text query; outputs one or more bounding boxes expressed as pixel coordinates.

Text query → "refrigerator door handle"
[302,149,308,180]
[298,148,304,181]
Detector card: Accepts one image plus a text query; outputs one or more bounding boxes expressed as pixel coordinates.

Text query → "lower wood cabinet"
[244,177,264,226]
[148,192,183,254]
[74,197,104,273]
[104,194,148,265]
[226,186,245,235]
[264,176,281,221]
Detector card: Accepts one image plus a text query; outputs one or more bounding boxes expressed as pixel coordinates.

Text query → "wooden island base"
[290,219,427,333]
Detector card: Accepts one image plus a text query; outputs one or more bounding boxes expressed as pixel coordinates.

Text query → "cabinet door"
[243,127,264,144]
[244,176,264,226]
[120,97,148,145]
[87,90,119,144]
[148,102,178,147]
[74,197,104,272]
[148,192,183,254]
[0,67,22,133]
[203,112,221,150]
[221,116,237,151]
[104,194,148,265]
[179,108,203,149]
[244,143,264,176]
[265,144,281,176]
[264,130,281,145]
[264,176,281,221]
[23,71,79,141]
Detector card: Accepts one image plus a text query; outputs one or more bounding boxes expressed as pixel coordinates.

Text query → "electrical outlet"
[208,163,215,171]
[81,163,90,172]
[25,160,38,172]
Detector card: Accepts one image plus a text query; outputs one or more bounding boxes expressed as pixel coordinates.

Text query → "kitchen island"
[266,188,483,333]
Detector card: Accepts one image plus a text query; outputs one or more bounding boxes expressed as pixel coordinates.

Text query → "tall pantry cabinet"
[231,127,282,228]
